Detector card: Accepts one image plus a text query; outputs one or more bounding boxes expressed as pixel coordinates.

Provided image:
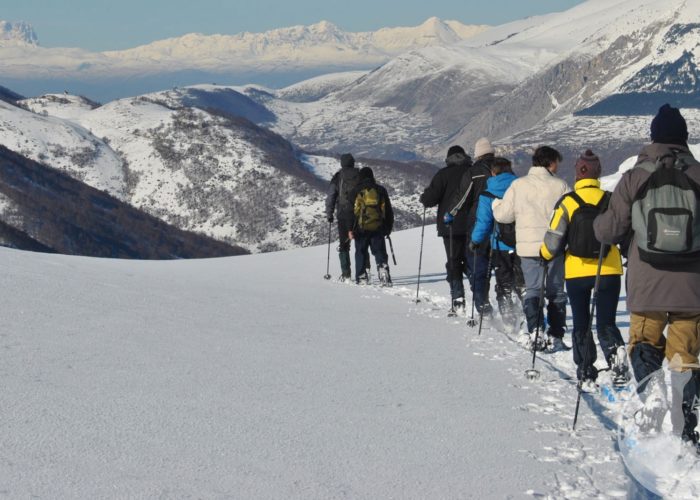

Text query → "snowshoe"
[578,378,598,394]
[609,345,631,388]
[356,272,369,285]
[634,375,668,435]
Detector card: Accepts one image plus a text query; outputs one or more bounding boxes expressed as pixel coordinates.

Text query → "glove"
[443,212,454,225]
[326,214,334,223]
[468,241,481,252]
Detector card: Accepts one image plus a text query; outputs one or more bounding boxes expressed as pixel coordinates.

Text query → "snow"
[0,99,125,198]
[0,224,674,498]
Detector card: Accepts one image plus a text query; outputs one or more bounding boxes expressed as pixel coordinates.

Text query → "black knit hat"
[359,166,374,180]
[446,145,466,157]
[340,153,355,168]
[650,104,688,145]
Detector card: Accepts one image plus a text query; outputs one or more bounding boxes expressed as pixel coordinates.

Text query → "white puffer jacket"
[492,167,570,257]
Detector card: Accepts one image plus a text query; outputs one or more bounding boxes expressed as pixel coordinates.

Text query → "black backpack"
[337,168,361,212]
[631,152,700,266]
[482,191,516,248]
[566,190,611,259]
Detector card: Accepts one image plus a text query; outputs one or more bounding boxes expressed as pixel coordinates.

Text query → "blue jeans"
[520,256,567,336]
[465,246,491,310]
[566,274,624,380]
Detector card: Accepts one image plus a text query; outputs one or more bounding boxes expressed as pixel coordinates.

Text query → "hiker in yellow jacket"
[540,150,629,391]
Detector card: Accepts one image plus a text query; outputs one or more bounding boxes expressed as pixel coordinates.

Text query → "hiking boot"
[529,333,547,352]
[378,264,392,287]
[516,332,533,349]
[356,272,369,285]
[546,335,569,353]
[609,345,631,387]
[478,303,493,318]
[452,298,466,312]
[579,378,598,394]
[339,273,352,283]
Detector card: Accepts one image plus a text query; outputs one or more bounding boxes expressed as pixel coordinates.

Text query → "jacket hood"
[445,152,472,168]
[485,172,517,197]
[635,142,698,168]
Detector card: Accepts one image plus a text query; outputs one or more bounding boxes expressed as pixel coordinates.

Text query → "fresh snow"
[0,99,125,197]
[0,219,681,498]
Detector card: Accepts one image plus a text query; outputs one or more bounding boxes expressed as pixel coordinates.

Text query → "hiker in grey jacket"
[493,146,570,352]
[594,104,700,447]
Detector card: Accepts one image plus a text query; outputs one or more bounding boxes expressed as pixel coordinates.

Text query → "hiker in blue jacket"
[470,157,524,324]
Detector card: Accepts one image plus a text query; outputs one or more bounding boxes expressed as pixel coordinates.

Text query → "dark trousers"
[566,274,624,380]
[493,250,525,302]
[355,232,388,281]
[443,235,467,300]
[337,219,352,252]
[465,246,491,309]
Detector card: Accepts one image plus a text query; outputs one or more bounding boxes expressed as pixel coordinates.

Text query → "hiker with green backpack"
[540,150,628,392]
[349,167,394,286]
[594,104,700,449]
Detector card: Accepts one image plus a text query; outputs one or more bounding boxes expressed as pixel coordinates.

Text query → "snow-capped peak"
[0,20,38,46]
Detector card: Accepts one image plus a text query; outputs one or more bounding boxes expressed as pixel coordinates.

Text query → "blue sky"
[8,0,585,51]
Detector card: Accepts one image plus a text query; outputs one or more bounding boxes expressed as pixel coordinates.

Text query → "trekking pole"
[415,207,427,303]
[467,245,478,327]
[478,242,495,336]
[573,242,608,430]
[525,261,548,380]
[323,220,332,280]
[386,235,398,266]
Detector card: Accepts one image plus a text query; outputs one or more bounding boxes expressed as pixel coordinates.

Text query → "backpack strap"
[481,191,498,200]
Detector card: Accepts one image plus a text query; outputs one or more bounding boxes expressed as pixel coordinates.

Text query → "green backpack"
[355,187,385,232]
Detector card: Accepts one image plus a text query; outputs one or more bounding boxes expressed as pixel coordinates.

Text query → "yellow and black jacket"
[540,179,623,280]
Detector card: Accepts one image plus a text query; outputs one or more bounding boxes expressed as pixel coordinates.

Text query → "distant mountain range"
[0,18,488,101]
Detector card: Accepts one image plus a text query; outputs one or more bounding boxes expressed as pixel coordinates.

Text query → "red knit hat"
[575,150,602,180]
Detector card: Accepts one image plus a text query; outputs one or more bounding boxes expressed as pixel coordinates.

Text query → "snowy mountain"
[3,88,435,254]
[0,228,669,498]
[0,18,488,101]
[0,145,245,258]
[226,0,700,170]
[0,20,38,46]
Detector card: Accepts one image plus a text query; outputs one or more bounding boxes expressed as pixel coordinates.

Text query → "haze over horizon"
[5,0,585,51]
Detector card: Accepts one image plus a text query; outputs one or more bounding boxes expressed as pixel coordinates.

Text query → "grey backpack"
[631,151,700,267]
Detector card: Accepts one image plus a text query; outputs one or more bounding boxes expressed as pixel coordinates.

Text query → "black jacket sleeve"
[419,170,445,208]
[325,172,340,218]
[382,187,394,235]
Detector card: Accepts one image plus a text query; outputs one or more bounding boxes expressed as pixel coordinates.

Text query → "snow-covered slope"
[0,99,125,197]
[0,229,659,498]
[6,89,434,253]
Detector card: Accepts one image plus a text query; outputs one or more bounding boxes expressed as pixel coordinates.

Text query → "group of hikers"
[325,104,700,451]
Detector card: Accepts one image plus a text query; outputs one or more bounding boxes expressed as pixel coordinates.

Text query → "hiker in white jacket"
[493,146,570,352]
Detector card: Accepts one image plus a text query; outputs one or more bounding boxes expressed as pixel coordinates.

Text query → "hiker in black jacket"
[325,154,362,281]
[444,138,493,314]
[420,145,473,310]
[349,167,394,286]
